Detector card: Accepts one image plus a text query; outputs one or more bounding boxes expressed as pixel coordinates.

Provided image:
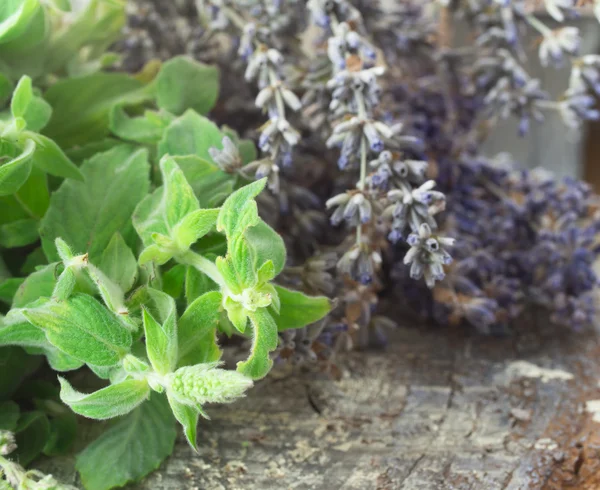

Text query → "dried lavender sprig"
[312,2,453,288]
[197,0,302,192]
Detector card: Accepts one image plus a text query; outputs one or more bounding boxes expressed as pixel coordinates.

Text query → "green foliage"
[0,7,332,488]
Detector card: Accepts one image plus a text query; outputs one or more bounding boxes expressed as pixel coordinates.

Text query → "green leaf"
[59,377,150,420]
[76,394,176,490]
[133,155,198,247]
[177,291,222,367]
[109,105,172,145]
[167,393,200,451]
[98,233,138,294]
[0,346,42,400]
[246,220,286,277]
[11,75,33,118]
[0,218,38,248]
[157,110,223,163]
[0,401,19,430]
[173,155,234,208]
[0,73,12,106]
[237,307,278,380]
[0,277,23,304]
[143,290,177,376]
[217,178,266,239]
[0,138,34,196]
[156,56,219,116]
[23,94,52,132]
[173,208,219,251]
[0,0,41,44]
[27,132,83,181]
[40,146,150,263]
[43,409,78,456]
[43,72,152,148]
[13,262,56,308]
[22,294,132,366]
[270,285,331,331]
[185,265,218,305]
[162,264,186,299]
[13,411,50,466]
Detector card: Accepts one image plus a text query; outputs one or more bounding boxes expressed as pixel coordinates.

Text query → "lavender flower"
[404,224,454,288]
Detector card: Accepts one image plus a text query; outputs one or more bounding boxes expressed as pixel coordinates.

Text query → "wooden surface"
[40,320,600,489]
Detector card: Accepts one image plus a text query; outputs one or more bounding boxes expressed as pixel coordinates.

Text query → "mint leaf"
[177,291,222,367]
[13,262,56,308]
[217,178,266,240]
[143,290,177,376]
[167,393,200,451]
[173,155,234,208]
[270,285,332,331]
[76,394,176,490]
[245,220,286,276]
[59,377,150,420]
[133,155,198,247]
[22,294,132,367]
[237,307,278,380]
[13,410,50,466]
[40,145,150,263]
[0,138,34,196]
[157,110,223,162]
[43,72,152,148]
[0,401,19,430]
[0,218,38,248]
[11,75,33,118]
[27,132,83,181]
[109,105,172,145]
[156,56,219,116]
[98,233,138,294]
[0,0,40,44]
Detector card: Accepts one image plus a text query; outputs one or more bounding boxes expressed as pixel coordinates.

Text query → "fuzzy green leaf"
[173,208,219,251]
[245,220,286,277]
[133,155,198,247]
[157,110,223,163]
[156,56,219,116]
[143,290,177,376]
[0,401,19,430]
[0,218,38,248]
[0,0,41,44]
[59,377,150,420]
[167,393,200,451]
[270,285,332,331]
[0,138,34,196]
[98,233,138,294]
[43,72,152,148]
[22,294,132,366]
[237,307,278,380]
[75,394,176,490]
[217,178,266,240]
[13,411,50,467]
[177,291,222,367]
[12,262,56,308]
[109,105,172,145]
[27,132,83,181]
[11,75,32,118]
[23,93,52,132]
[40,146,150,263]
[174,155,235,208]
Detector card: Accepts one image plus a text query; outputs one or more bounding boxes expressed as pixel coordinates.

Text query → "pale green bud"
[0,431,16,456]
[166,363,253,406]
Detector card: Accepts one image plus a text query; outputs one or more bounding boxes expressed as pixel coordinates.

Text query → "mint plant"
[0,2,331,489]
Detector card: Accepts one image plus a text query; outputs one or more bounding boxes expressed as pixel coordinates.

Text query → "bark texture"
[40,321,600,489]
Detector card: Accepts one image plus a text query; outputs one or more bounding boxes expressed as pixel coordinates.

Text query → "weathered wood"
[38,321,600,489]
